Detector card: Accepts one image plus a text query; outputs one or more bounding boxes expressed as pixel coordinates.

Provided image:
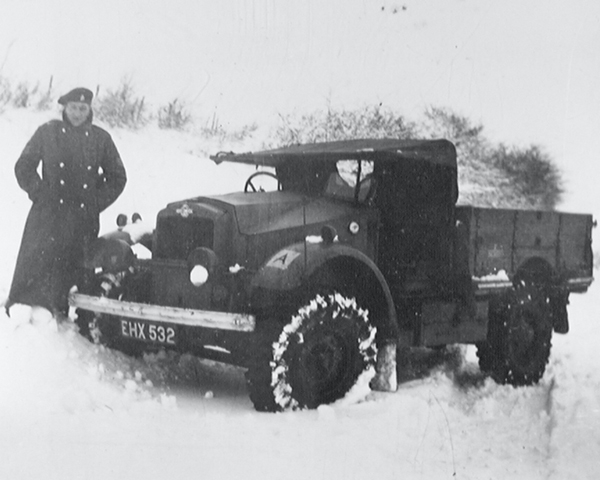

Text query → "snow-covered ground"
[0,109,598,480]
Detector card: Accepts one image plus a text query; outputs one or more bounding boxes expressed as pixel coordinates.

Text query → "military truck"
[70,139,594,412]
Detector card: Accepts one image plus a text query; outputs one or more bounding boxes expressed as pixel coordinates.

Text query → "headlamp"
[190,265,209,286]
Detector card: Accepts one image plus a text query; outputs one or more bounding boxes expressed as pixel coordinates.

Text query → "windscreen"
[324,160,374,202]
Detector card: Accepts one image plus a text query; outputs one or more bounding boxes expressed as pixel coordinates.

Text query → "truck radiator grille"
[155,217,214,260]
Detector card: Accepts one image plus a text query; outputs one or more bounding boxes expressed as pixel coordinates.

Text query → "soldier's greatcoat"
[8,112,127,313]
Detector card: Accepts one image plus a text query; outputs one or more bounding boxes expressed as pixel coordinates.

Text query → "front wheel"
[245,292,377,412]
[477,282,552,386]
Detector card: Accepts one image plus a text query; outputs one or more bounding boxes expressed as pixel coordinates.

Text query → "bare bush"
[94,79,149,129]
[158,99,192,130]
[12,82,34,108]
[490,144,563,209]
[199,112,257,142]
[0,76,11,111]
[0,78,31,109]
[0,77,55,111]
[271,104,417,146]
[35,76,55,110]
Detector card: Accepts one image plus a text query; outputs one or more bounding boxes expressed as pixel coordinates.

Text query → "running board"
[69,293,256,332]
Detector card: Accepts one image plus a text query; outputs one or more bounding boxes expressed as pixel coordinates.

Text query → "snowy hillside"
[1,109,599,480]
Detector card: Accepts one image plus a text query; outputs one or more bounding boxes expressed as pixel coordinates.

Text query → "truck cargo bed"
[456,206,594,291]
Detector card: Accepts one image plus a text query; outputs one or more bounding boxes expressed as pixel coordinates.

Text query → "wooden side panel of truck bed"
[455,206,594,286]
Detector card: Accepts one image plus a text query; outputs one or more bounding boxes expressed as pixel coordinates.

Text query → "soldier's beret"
[58,87,93,105]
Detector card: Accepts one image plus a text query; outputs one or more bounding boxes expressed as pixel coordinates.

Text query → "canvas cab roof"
[210,138,457,169]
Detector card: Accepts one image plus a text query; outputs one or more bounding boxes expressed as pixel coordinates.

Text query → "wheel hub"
[300,334,347,388]
[509,312,537,365]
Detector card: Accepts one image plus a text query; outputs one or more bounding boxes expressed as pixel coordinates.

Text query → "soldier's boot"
[31,306,58,332]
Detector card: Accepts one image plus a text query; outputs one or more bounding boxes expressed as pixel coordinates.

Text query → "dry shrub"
[95,79,149,129]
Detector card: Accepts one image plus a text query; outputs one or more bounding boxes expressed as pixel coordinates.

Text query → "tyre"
[245,292,377,412]
[477,281,552,386]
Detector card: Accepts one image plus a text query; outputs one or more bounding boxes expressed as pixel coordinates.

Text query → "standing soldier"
[6,87,127,323]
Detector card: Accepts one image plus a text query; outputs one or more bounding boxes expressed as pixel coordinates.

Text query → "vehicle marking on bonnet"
[267,250,300,270]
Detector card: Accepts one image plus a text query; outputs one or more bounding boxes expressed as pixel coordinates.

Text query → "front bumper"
[69,293,256,332]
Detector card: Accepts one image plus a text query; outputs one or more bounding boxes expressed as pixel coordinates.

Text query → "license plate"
[120,319,177,345]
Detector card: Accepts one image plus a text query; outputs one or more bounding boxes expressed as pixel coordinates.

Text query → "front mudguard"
[84,237,135,274]
[250,240,398,341]
[250,241,377,291]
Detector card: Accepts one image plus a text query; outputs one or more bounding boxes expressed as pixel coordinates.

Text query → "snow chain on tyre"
[248,292,377,412]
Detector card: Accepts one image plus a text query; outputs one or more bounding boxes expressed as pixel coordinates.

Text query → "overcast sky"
[1,0,599,210]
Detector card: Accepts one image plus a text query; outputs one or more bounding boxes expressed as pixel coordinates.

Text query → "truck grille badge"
[176,204,193,218]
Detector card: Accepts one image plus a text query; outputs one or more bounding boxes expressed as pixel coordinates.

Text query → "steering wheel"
[244,171,281,193]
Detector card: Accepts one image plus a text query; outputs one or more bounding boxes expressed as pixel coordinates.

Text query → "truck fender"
[84,237,135,273]
[251,241,399,341]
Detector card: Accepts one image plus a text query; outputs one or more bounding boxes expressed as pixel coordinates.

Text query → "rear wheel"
[477,281,552,386]
[245,292,377,412]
